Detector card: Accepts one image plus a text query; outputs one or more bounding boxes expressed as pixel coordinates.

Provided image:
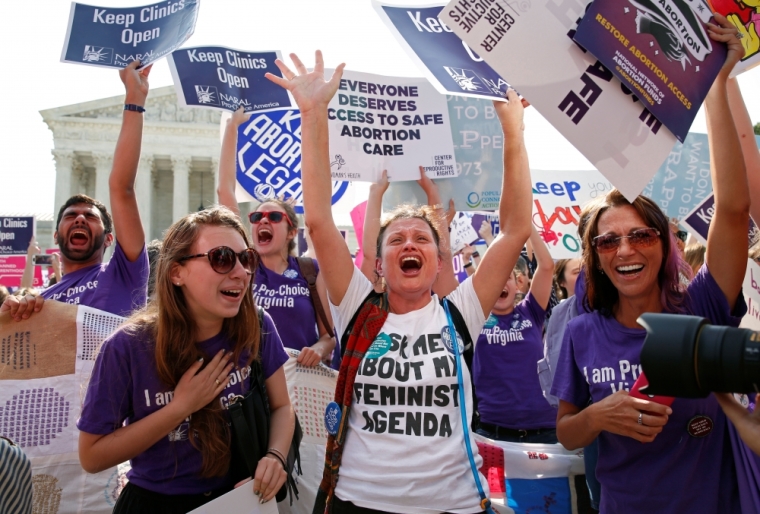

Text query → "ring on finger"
[637,412,643,425]
[736,32,744,39]
[215,379,220,386]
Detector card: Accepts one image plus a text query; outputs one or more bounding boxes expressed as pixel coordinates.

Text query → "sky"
[2,0,759,216]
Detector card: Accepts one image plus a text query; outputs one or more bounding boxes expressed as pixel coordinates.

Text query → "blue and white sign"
[236,109,349,214]
[168,46,294,113]
[61,0,199,69]
[373,1,510,100]
[0,217,35,256]
[682,193,760,248]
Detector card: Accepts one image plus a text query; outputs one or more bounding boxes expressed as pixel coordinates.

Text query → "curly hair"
[376,204,443,258]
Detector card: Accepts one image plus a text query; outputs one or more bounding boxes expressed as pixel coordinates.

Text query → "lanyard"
[443,299,495,514]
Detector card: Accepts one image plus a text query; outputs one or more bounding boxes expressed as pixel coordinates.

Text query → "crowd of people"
[1,13,760,514]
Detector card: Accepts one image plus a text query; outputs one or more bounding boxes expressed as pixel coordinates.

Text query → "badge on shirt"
[325,402,342,436]
[365,333,392,359]
[441,325,465,355]
[687,415,713,438]
[283,269,299,279]
[484,314,498,329]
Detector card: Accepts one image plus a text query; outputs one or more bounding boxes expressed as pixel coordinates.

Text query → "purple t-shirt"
[474,292,555,429]
[253,256,320,351]
[551,265,746,513]
[42,243,149,317]
[77,311,288,495]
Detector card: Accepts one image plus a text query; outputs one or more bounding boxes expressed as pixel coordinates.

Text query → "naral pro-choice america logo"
[83,45,114,64]
[236,109,348,214]
[195,85,219,105]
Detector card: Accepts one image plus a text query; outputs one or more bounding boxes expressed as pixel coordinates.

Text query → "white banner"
[438,0,678,200]
[327,70,457,182]
[741,258,760,331]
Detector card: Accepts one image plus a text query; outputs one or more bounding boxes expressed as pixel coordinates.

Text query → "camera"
[638,313,760,397]
[32,254,53,266]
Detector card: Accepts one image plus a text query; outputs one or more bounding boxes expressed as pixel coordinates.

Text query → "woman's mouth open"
[257,227,273,244]
[400,256,422,275]
[615,264,644,278]
[220,289,242,299]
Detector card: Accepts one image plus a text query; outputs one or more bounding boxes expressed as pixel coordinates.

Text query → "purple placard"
[573,0,726,142]
[683,194,759,247]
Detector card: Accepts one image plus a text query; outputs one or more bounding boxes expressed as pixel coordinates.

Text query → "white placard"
[189,481,279,513]
[438,0,678,200]
[327,70,457,182]
[741,258,760,331]
[449,213,480,253]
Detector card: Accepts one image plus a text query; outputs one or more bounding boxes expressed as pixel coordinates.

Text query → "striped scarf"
[0,436,32,513]
[313,293,389,514]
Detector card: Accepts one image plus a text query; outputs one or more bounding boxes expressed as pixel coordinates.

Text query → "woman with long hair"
[267,51,532,513]
[551,18,749,513]
[218,108,335,367]
[78,207,294,513]
[552,258,580,301]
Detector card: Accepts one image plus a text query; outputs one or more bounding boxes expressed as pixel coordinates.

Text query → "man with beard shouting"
[2,61,151,319]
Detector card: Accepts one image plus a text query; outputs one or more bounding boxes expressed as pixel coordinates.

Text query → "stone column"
[172,155,192,222]
[92,152,113,212]
[210,157,219,205]
[136,156,154,240]
[52,149,75,216]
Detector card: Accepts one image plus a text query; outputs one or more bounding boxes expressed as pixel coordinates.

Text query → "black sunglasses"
[178,246,259,274]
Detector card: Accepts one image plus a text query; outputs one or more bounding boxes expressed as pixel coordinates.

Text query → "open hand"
[170,350,234,418]
[266,51,345,116]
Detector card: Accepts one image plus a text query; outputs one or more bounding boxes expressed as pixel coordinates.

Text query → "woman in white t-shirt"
[266,52,532,514]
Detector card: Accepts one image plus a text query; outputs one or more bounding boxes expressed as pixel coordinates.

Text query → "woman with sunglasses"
[78,206,295,513]
[551,20,749,514]
[218,108,335,368]
[267,51,531,514]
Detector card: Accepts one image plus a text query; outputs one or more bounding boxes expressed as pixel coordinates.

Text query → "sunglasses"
[592,228,661,253]
[674,230,688,242]
[248,211,293,226]
[178,246,259,274]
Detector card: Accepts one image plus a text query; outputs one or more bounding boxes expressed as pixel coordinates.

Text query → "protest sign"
[235,109,350,213]
[0,256,43,289]
[373,1,510,100]
[741,259,760,330]
[326,70,457,182]
[682,193,760,247]
[351,201,368,268]
[0,303,126,512]
[168,46,294,113]
[572,0,725,142]
[61,0,199,69]
[709,0,760,76]
[449,212,481,253]
[0,216,34,256]
[641,132,712,220]
[438,0,679,201]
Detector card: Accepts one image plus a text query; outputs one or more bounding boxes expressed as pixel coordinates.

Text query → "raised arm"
[20,238,40,289]
[417,167,459,297]
[527,225,555,309]
[110,61,151,261]
[266,52,350,304]
[217,107,251,218]
[361,171,389,286]
[704,17,749,308]
[471,91,533,317]
[726,78,760,225]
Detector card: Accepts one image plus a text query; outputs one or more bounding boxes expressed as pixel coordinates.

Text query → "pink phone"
[629,373,675,407]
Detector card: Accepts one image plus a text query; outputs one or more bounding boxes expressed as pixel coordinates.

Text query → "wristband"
[124,104,145,113]
[266,449,287,471]
[464,262,473,268]
[471,251,480,258]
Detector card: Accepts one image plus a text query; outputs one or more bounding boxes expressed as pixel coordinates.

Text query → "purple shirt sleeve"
[550,319,591,409]
[687,264,747,326]
[522,291,548,327]
[77,328,134,435]
[260,310,289,378]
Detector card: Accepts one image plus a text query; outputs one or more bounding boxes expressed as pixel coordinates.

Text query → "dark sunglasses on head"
[178,246,258,274]
[592,228,661,253]
[675,230,688,242]
[248,211,293,226]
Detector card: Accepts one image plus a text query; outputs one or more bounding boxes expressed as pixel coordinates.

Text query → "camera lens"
[639,314,760,397]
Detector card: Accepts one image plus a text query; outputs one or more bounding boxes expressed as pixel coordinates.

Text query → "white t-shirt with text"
[330,266,488,514]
